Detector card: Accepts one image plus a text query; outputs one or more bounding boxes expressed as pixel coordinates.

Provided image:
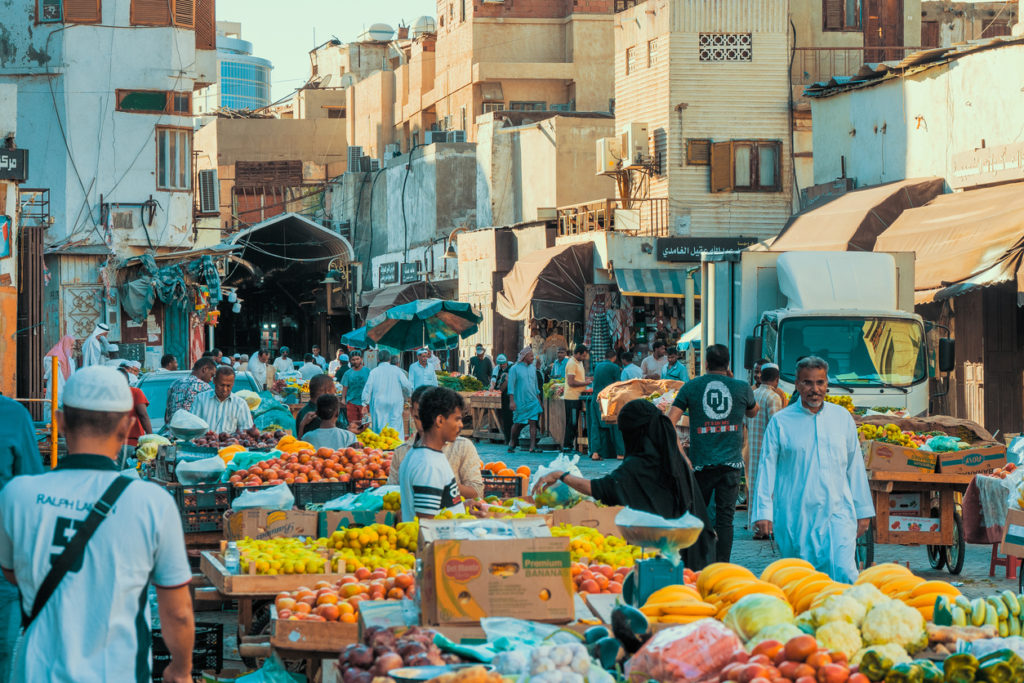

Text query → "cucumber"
[952,606,967,627]
[971,598,987,627]
[955,595,973,613]
[1003,590,1021,616]
[988,596,1009,620]
[985,601,1000,628]
[1009,614,1021,636]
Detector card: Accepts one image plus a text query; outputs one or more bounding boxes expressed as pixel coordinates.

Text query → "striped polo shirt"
[190,391,254,433]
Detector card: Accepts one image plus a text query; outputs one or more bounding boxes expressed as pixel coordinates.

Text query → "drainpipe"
[685,267,696,375]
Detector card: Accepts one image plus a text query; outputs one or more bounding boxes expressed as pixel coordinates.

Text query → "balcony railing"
[792,46,924,86]
[557,197,669,237]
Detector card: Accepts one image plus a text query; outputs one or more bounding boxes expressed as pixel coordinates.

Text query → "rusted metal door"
[982,287,1024,434]
[865,0,904,62]
[16,225,44,415]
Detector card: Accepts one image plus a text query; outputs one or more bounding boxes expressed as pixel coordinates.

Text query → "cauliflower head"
[850,643,912,669]
[815,621,862,659]
[843,583,889,612]
[859,600,927,652]
[813,594,868,628]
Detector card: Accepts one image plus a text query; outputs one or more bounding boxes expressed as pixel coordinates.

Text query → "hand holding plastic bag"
[530,453,584,507]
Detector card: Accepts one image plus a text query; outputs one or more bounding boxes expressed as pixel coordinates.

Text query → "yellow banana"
[909,581,961,599]
[760,558,815,583]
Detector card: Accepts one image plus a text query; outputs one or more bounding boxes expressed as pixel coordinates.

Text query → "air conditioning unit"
[197,169,219,213]
[385,143,401,158]
[621,122,649,167]
[596,136,621,175]
[368,158,381,172]
[447,130,466,143]
[347,146,364,170]
[425,130,448,144]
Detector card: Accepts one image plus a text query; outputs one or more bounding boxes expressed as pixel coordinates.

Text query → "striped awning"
[614,268,698,298]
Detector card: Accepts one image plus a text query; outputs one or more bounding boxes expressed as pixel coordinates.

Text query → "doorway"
[864,0,904,62]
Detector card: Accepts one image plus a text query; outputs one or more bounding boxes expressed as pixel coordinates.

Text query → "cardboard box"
[886,517,939,533]
[550,501,624,536]
[888,493,922,517]
[934,446,1007,475]
[320,510,397,536]
[223,509,320,541]
[1001,508,1024,558]
[418,518,574,626]
[863,440,937,474]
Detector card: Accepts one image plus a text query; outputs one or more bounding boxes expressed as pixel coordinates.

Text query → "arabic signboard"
[379,262,399,285]
[0,150,28,181]
[951,141,1024,189]
[400,261,421,284]
[655,236,759,262]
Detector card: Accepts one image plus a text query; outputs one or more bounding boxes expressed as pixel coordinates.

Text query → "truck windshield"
[777,317,927,387]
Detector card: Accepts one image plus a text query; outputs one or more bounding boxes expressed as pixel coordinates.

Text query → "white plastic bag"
[175,455,226,484]
[231,483,295,511]
[530,453,584,507]
[169,409,208,431]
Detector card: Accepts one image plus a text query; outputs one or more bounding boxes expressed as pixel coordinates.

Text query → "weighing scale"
[619,517,704,607]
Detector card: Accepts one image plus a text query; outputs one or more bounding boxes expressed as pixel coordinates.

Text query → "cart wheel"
[943,511,966,575]
[856,519,874,571]
[926,507,946,571]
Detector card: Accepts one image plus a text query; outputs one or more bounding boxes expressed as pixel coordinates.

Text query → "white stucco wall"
[809,43,1024,187]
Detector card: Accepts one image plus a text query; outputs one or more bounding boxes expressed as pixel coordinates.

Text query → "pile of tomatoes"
[719,635,866,683]
[228,447,391,488]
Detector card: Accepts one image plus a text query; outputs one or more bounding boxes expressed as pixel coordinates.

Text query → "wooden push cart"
[857,471,973,575]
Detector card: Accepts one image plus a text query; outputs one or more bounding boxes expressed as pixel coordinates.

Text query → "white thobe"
[273,357,293,375]
[250,361,268,389]
[753,402,875,583]
[81,333,104,367]
[361,363,412,439]
[42,356,75,419]
[409,362,438,390]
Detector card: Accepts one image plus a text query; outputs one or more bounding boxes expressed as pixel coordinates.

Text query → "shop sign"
[0,150,28,181]
[951,141,1024,189]
[379,261,399,285]
[655,236,758,262]
[401,261,421,284]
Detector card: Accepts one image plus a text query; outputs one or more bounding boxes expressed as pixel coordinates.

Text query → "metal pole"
[685,268,696,376]
[50,355,58,469]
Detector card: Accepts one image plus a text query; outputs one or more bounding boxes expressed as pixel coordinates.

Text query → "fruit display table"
[465,393,504,442]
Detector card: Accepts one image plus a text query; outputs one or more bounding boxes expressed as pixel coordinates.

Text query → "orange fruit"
[516,465,531,476]
[316,448,334,458]
[579,579,599,593]
[338,602,355,615]
[341,613,358,623]
[316,593,339,605]
[293,602,312,614]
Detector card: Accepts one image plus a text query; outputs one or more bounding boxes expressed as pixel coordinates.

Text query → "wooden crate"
[270,606,359,652]
[201,551,349,597]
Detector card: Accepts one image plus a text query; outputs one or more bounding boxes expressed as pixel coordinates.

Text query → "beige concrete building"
[921,2,1018,47]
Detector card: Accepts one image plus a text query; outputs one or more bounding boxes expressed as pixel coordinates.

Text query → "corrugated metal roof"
[804,37,1024,99]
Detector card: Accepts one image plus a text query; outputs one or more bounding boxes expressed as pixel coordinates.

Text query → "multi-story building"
[194,21,274,116]
[0,84,28,397]
[920,1,1018,47]
[0,0,218,389]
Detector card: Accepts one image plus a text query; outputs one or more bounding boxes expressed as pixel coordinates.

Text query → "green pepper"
[912,659,943,683]
[860,647,897,681]
[885,663,924,683]
[976,649,1024,683]
[943,653,980,683]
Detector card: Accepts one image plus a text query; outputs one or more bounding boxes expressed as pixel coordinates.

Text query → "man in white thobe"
[409,348,439,391]
[250,350,270,389]
[361,349,412,439]
[753,356,874,583]
[80,323,110,367]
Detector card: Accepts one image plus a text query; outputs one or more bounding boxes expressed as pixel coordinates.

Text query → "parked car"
[137,370,260,433]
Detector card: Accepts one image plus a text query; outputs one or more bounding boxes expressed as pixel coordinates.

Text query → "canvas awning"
[496,242,593,322]
[873,182,1024,304]
[225,212,354,286]
[614,268,699,298]
[361,279,456,322]
[771,178,945,252]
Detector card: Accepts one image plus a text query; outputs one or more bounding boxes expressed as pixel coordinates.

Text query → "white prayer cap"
[121,360,142,370]
[761,363,779,371]
[417,347,429,356]
[62,366,133,412]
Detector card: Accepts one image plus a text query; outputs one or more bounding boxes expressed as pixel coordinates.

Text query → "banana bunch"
[935,592,1024,637]
[640,584,718,625]
[761,558,850,614]
[695,562,790,619]
[855,563,960,621]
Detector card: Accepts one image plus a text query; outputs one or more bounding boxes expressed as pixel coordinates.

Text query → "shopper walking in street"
[753,356,874,583]
[80,322,110,367]
[490,354,513,444]
[507,347,543,453]
[338,352,370,430]
[619,351,642,381]
[189,365,254,434]
[468,344,492,387]
[273,346,294,376]
[662,346,690,382]
[296,374,336,438]
[410,348,439,391]
[0,365,195,682]
[562,345,590,455]
[641,340,669,379]
[311,345,327,370]
[164,356,216,426]
[667,344,757,563]
[361,349,413,439]
[745,363,785,538]
[589,347,625,460]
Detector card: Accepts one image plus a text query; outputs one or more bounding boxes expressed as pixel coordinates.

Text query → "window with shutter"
[38,0,62,22]
[173,0,194,28]
[131,0,171,26]
[62,0,100,23]
[823,0,861,30]
[687,139,711,166]
[194,0,215,49]
[709,142,733,193]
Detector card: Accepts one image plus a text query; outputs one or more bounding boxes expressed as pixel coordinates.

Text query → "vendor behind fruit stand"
[189,365,254,433]
[296,373,336,438]
[533,398,715,568]
[303,394,358,450]
[398,387,470,519]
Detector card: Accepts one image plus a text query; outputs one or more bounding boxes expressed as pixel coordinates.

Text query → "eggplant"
[611,604,651,655]
[593,636,622,671]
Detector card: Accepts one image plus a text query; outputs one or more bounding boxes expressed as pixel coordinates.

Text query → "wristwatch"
[558,471,570,483]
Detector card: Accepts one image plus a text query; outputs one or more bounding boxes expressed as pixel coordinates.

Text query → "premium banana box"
[418,518,574,626]
[1001,508,1024,558]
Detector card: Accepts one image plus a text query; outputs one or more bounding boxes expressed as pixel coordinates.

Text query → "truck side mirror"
[744,336,761,370]
[938,338,955,373]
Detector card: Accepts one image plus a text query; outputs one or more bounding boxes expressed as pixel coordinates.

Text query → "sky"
[216,0,436,102]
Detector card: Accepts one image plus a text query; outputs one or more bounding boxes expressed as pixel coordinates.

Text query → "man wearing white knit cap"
[0,365,195,682]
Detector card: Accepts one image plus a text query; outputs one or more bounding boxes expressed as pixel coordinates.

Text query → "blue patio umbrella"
[340,326,370,349]
[366,298,482,352]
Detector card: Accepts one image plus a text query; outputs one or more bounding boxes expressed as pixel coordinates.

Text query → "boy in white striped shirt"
[398,388,466,521]
[190,366,254,434]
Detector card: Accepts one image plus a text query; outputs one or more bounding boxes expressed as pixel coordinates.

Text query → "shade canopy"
[366,298,483,351]
[341,326,370,349]
[874,182,1024,304]
[771,178,944,252]
[362,279,456,322]
[226,212,354,286]
[496,242,593,322]
[615,268,699,298]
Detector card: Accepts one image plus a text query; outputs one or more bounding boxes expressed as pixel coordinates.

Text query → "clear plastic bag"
[175,455,226,484]
[530,453,584,507]
[624,618,744,682]
[231,483,294,511]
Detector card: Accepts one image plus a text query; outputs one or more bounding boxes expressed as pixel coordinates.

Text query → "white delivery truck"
[700,250,953,416]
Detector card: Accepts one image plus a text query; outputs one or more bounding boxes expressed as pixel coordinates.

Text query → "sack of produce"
[231,482,295,511]
[597,379,684,421]
[530,453,584,507]
[175,455,226,485]
[624,618,744,682]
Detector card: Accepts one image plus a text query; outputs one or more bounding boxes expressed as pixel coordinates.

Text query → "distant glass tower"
[218,31,273,110]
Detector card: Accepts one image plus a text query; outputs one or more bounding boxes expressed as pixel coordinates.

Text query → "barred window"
[626,45,644,74]
[647,38,662,66]
[698,33,752,62]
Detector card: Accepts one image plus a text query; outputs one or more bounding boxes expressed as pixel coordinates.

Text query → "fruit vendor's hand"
[754,519,773,537]
[857,517,872,536]
[532,470,563,496]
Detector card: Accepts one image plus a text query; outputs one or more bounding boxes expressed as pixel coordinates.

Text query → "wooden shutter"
[131,0,170,25]
[194,0,215,49]
[173,0,194,28]
[823,0,844,30]
[62,0,100,23]
[709,141,734,193]
[687,139,711,166]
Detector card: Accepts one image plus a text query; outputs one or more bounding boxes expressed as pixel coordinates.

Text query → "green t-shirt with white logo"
[671,373,756,468]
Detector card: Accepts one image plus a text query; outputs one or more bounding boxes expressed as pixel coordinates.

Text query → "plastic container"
[224,542,240,574]
[482,475,526,499]
[152,622,223,682]
[351,477,388,494]
[171,482,233,533]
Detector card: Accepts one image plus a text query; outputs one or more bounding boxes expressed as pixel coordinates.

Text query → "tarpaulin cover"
[119,254,190,322]
[496,242,593,322]
[771,177,944,252]
[873,182,1024,304]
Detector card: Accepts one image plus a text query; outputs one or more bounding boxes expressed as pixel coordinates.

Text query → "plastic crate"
[173,483,233,533]
[292,481,353,509]
[351,477,388,493]
[482,474,526,499]
[152,621,223,682]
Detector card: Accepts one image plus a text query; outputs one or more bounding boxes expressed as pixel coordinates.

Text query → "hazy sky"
[216,0,436,101]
